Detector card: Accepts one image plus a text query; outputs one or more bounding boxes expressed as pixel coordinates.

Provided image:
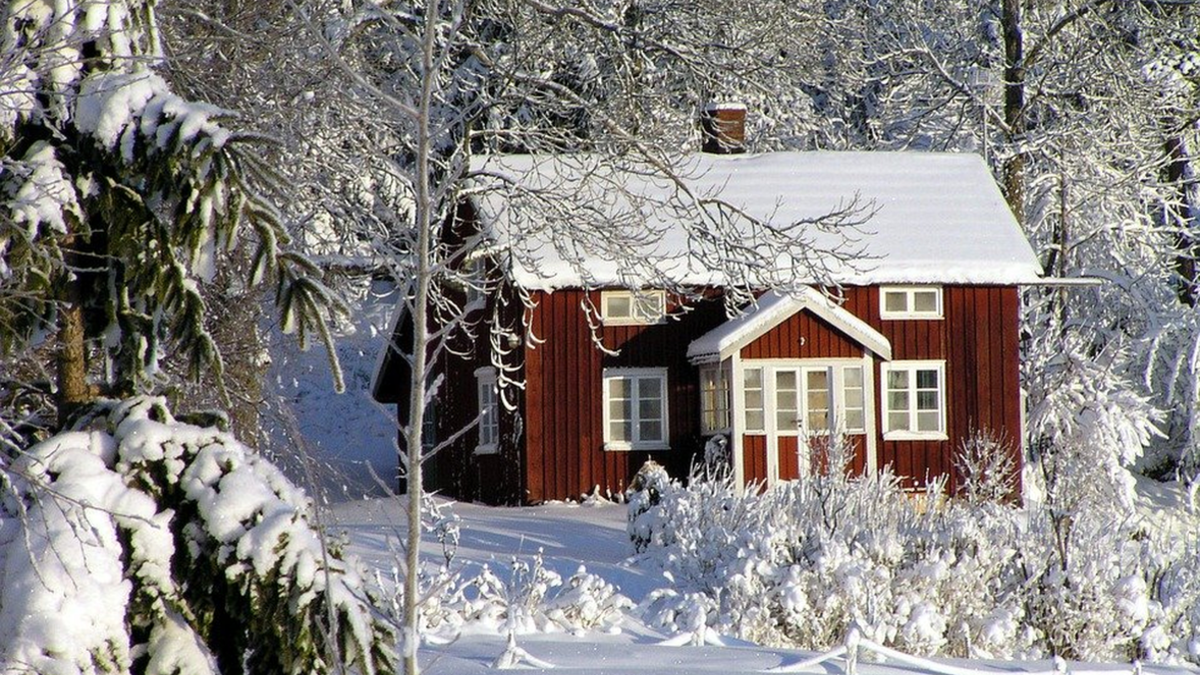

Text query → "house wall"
[740,285,1022,492]
[522,289,728,503]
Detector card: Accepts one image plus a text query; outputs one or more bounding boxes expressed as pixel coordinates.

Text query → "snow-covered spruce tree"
[0,0,345,432]
[0,397,396,674]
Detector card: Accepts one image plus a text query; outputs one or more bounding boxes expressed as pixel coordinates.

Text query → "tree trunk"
[403,1,443,673]
[56,240,90,427]
[1002,0,1026,225]
[1166,135,1198,306]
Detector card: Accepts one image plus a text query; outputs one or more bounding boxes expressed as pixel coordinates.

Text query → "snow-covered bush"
[631,457,1200,664]
[0,397,395,675]
[385,551,631,643]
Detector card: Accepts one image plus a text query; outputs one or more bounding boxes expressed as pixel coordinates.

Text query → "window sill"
[474,444,498,455]
[882,431,948,442]
[879,313,943,321]
[601,318,667,327]
[604,442,669,452]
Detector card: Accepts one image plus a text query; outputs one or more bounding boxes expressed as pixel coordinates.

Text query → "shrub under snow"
[0,397,396,675]
[629,458,1200,664]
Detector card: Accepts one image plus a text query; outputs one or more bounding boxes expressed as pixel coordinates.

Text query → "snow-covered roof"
[469,151,1043,289]
[687,288,892,364]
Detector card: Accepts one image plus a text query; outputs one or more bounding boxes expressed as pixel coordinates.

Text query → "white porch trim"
[687,288,893,364]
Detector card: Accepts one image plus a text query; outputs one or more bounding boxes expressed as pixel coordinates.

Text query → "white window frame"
[699,363,732,434]
[600,290,667,326]
[880,360,947,440]
[475,367,499,454]
[743,367,766,434]
[879,286,943,320]
[602,367,670,451]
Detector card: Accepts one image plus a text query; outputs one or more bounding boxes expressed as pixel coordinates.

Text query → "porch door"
[768,364,868,482]
[770,367,829,481]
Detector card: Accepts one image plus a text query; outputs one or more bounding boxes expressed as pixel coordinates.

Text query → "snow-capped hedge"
[631,461,1200,664]
[0,397,396,675]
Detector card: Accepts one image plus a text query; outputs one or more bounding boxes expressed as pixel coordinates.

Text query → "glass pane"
[609,378,629,398]
[887,370,908,389]
[913,291,938,312]
[888,412,910,431]
[917,391,938,410]
[777,410,797,429]
[845,410,865,431]
[639,421,663,441]
[844,366,862,387]
[636,293,665,321]
[746,411,764,431]
[639,398,662,420]
[844,387,864,408]
[807,410,829,431]
[776,370,797,390]
[610,421,630,442]
[888,391,909,410]
[609,399,630,421]
[808,390,829,409]
[745,368,762,387]
[606,295,631,318]
[639,377,662,399]
[806,370,828,389]
[884,291,907,312]
[917,412,939,432]
[777,391,797,410]
[745,390,763,409]
[916,369,938,389]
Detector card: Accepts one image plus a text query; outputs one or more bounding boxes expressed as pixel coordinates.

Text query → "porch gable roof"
[686,288,892,364]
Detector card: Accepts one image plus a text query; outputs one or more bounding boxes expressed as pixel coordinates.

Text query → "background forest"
[2,0,1200,542]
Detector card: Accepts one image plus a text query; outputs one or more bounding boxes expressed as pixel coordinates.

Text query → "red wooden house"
[373,145,1044,505]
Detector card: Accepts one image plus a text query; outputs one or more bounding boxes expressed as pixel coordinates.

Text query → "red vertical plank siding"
[457,284,1029,503]
[743,435,769,483]
[513,289,726,502]
[778,436,800,480]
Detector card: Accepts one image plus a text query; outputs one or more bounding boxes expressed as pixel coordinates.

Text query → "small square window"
[601,290,666,325]
[880,287,943,320]
[881,361,946,440]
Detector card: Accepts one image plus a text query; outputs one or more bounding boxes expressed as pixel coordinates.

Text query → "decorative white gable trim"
[687,288,893,364]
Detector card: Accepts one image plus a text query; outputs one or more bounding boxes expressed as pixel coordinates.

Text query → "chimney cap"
[703,101,748,112]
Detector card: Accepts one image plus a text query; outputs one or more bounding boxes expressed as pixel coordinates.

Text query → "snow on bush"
[629,445,1200,664]
[0,397,396,675]
[381,550,632,644]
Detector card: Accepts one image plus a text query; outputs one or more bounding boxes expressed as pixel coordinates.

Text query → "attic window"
[880,286,943,319]
[601,290,666,326]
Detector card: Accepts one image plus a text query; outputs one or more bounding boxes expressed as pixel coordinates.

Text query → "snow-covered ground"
[330,496,1199,675]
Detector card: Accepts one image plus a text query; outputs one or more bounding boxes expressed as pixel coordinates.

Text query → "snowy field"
[331,496,1200,675]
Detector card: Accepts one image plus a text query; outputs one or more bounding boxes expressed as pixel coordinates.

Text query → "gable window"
[880,286,943,319]
[699,365,730,434]
[601,290,666,326]
[881,361,947,440]
[475,367,499,454]
[603,368,669,450]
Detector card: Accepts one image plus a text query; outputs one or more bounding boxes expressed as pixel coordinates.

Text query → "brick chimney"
[700,102,747,154]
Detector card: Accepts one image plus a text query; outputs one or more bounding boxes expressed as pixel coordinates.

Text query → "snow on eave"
[687,288,892,364]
